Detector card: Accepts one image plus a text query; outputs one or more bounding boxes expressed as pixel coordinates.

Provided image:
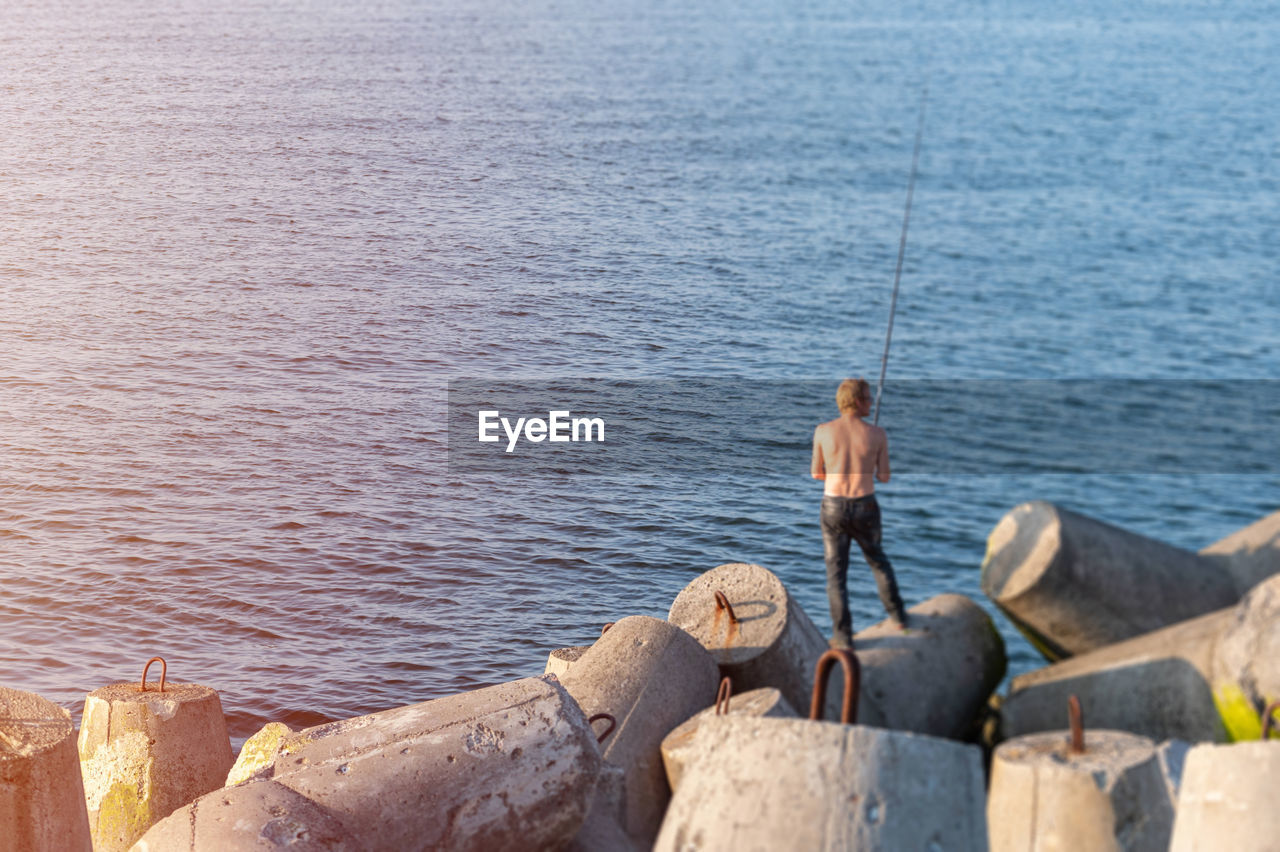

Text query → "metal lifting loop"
[588,713,616,745]
[715,677,733,716]
[809,648,860,726]
[713,591,738,625]
[1262,700,1280,740]
[1068,695,1085,754]
[140,656,167,694]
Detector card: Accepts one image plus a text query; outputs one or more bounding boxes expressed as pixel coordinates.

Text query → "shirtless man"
[811,377,908,648]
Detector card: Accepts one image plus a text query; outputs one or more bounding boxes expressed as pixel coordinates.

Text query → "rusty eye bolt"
[713,590,738,624]
[588,713,616,744]
[140,657,167,693]
[809,648,860,726]
[1068,695,1084,754]
[715,677,732,716]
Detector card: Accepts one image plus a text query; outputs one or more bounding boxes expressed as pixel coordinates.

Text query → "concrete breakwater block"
[988,728,1176,852]
[0,685,92,852]
[1209,574,1280,740]
[1003,574,1280,744]
[654,715,988,851]
[129,779,358,851]
[1199,507,1280,595]
[78,664,235,852]
[668,564,1005,739]
[559,615,719,846]
[225,722,292,787]
[981,502,1238,660]
[544,645,589,678]
[854,593,1006,740]
[659,685,795,792]
[1001,610,1232,743]
[247,675,602,852]
[667,562,827,717]
[1169,739,1280,851]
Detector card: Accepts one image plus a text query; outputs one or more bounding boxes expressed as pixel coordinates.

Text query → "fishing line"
[873,83,929,426]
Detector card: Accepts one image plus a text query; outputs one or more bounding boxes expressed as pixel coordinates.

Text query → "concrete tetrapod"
[247,675,602,852]
[988,699,1176,852]
[667,562,828,717]
[78,659,235,852]
[1168,734,1280,851]
[225,722,292,787]
[654,651,989,852]
[668,563,1006,739]
[129,779,358,851]
[1002,573,1280,744]
[1001,610,1232,743]
[1208,573,1280,739]
[1199,507,1280,595]
[544,646,589,678]
[0,685,92,852]
[659,682,796,791]
[980,502,1239,660]
[854,592,1006,739]
[558,615,719,848]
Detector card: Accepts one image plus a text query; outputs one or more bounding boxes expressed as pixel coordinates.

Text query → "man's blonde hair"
[836,378,871,413]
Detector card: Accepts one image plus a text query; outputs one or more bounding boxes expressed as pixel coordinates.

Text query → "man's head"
[837,378,872,415]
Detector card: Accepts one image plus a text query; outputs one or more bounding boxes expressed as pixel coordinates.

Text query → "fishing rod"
[873,84,929,426]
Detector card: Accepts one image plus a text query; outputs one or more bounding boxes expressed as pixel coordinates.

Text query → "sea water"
[1,0,1277,741]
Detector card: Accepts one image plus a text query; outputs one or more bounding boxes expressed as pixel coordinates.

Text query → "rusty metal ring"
[1068,695,1084,754]
[809,648,860,725]
[588,713,616,744]
[1262,700,1280,740]
[715,677,732,716]
[713,590,738,625]
[140,657,167,694]
[601,622,615,636]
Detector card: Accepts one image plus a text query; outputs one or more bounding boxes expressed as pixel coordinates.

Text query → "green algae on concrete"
[225,722,292,787]
[94,780,151,851]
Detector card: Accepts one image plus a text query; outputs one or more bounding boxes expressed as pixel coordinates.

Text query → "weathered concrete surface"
[981,502,1238,660]
[129,780,358,851]
[1169,740,1280,852]
[854,593,1006,739]
[255,675,601,852]
[563,763,642,852]
[988,729,1175,852]
[0,686,92,852]
[544,646,589,678]
[1208,574,1280,740]
[667,562,826,717]
[1001,610,1232,743]
[78,681,235,852]
[226,723,292,787]
[654,715,988,851]
[1200,507,1280,596]
[559,615,719,846]
[659,687,795,791]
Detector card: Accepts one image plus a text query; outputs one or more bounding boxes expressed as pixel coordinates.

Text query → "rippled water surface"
[2,0,1278,743]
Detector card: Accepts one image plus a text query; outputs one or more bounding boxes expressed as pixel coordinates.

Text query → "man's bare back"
[811,388,890,498]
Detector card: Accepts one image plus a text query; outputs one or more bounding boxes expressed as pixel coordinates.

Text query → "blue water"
[1,0,1277,744]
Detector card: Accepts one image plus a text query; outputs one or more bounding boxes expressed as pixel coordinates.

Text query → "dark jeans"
[821,493,906,637]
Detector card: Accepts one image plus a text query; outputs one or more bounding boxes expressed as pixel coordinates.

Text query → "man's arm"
[811,427,826,480]
[876,428,891,483]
